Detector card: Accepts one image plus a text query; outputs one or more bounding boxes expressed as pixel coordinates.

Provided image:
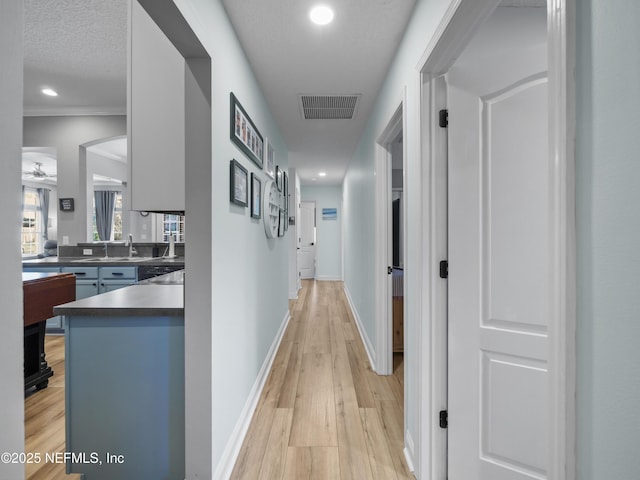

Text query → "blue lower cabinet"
[65,315,185,479]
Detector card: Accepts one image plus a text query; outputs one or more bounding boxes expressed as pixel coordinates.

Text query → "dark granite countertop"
[23,256,184,267]
[53,284,183,317]
[137,270,184,285]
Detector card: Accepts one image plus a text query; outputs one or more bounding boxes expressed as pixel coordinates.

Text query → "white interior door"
[447,7,549,480]
[298,201,316,279]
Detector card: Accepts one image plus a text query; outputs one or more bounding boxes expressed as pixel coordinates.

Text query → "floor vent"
[299,94,360,120]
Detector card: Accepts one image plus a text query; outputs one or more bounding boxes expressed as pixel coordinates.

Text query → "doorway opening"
[299,201,316,279]
[416,1,575,478]
[374,91,406,378]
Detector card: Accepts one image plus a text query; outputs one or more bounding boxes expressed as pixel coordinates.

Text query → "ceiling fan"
[22,162,56,180]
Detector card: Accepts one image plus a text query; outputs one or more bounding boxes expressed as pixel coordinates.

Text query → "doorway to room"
[299,200,316,279]
[416,1,575,478]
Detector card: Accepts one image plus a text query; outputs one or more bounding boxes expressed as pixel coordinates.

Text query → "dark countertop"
[23,256,184,267]
[137,270,184,285]
[53,284,183,317]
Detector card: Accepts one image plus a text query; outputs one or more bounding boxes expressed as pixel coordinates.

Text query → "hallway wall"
[172,1,289,477]
[301,185,343,280]
[576,1,640,478]
[342,0,454,470]
[0,2,25,479]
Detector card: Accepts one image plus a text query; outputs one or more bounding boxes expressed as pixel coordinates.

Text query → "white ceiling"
[221,0,416,185]
[23,0,544,187]
[22,147,57,185]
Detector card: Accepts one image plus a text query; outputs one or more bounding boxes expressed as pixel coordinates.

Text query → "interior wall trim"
[213,310,291,480]
[343,283,377,372]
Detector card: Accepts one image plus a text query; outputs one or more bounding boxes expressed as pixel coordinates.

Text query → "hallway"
[230,280,412,479]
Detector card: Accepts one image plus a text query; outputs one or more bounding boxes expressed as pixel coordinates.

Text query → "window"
[21,189,44,255]
[92,191,123,241]
[162,215,185,242]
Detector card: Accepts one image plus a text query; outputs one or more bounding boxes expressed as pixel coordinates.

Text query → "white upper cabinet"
[128,0,185,212]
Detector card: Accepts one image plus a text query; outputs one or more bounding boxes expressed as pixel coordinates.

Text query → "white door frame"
[415,1,576,479]
[374,88,407,376]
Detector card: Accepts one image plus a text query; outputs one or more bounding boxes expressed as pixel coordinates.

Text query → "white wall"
[342,0,454,469]
[576,1,640,478]
[167,1,289,476]
[301,185,343,280]
[23,116,126,245]
[0,2,25,479]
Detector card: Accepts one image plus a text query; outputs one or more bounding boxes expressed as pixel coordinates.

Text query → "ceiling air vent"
[299,94,360,120]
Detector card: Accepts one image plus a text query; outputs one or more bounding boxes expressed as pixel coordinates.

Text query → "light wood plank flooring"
[231,280,412,480]
[24,335,81,480]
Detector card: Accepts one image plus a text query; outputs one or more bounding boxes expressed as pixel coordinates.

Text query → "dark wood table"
[23,272,75,391]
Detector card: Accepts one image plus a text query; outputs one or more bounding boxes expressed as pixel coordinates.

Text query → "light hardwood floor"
[24,335,81,480]
[26,280,409,480]
[231,280,413,480]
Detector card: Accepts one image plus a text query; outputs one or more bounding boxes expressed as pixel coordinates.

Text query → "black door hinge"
[439,109,448,128]
[439,410,448,429]
[388,266,393,274]
[439,260,448,279]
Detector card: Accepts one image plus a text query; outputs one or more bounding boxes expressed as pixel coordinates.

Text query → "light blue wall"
[576,1,640,478]
[0,2,25,479]
[174,0,289,476]
[301,185,343,280]
[342,0,454,464]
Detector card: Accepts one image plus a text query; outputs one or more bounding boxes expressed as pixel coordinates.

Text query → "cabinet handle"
[92,283,97,287]
[75,272,86,276]
[111,272,124,276]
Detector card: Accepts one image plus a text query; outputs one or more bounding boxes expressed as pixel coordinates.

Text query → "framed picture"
[251,173,261,219]
[276,165,282,192]
[230,92,263,168]
[264,139,275,179]
[230,159,248,207]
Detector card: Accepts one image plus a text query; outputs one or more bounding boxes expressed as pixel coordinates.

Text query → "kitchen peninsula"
[53,270,184,480]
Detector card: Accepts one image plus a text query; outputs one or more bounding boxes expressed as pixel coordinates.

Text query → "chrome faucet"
[128,234,138,257]
[103,242,109,258]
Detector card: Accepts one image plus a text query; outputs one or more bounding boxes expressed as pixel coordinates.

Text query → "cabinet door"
[76,280,100,299]
[129,0,185,211]
[100,280,136,293]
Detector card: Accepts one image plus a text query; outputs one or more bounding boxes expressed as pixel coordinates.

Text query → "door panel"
[447,70,549,480]
[298,201,316,279]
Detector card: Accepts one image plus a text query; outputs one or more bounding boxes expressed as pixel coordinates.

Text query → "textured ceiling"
[23,0,127,116]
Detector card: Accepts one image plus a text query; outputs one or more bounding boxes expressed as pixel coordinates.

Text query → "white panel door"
[447,72,550,479]
[298,201,316,279]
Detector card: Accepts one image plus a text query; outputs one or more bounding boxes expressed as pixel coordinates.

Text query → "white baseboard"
[404,430,416,473]
[316,275,343,281]
[342,283,377,371]
[288,291,298,300]
[213,310,291,480]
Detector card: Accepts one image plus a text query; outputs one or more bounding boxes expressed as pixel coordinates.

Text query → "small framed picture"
[251,173,261,219]
[264,139,275,179]
[276,165,282,192]
[230,93,264,168]
[230,159,248,207]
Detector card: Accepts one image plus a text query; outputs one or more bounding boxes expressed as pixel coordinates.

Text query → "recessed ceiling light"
[309,5,334,25]
[319,172,327,177]
[41,88,58,97]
